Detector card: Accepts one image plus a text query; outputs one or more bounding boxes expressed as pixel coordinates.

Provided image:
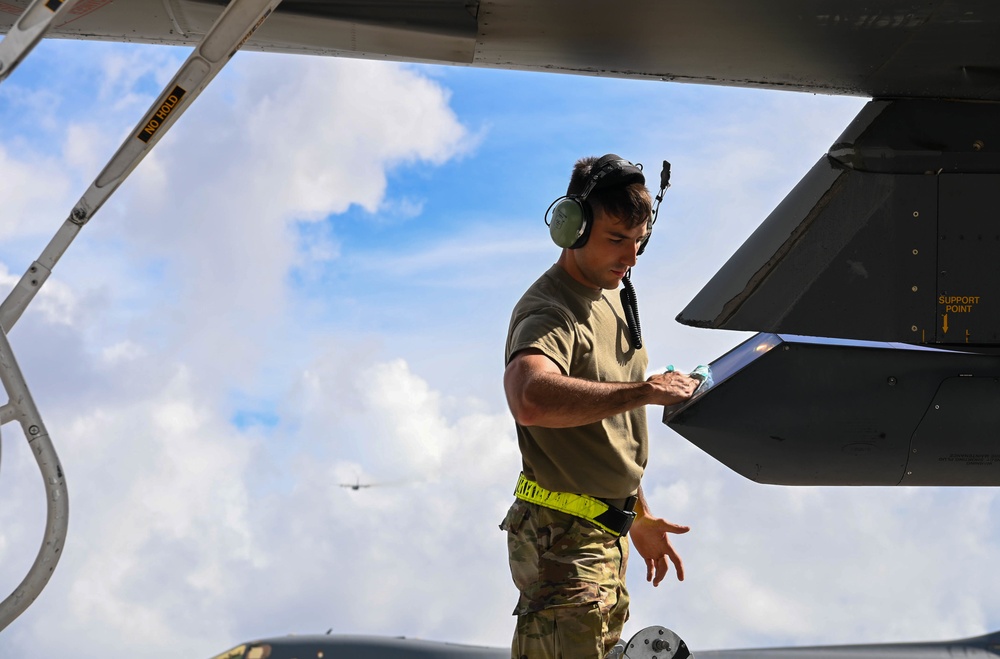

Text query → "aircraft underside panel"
[663,334,1000,486]
[3,2,1000,99]
[676,158,939,343]
[678,99,1000,347]
[168,0,479,62]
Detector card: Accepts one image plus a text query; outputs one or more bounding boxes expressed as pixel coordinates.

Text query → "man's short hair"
[567,156,652,230]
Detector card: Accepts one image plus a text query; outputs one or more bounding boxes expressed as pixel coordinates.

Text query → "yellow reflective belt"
[514,473,619,535]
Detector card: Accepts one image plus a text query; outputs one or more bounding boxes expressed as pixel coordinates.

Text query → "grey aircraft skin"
[0,0,998,101]
[209,633,508,659]
[208,628,1000,659]
[698,630,1000,659]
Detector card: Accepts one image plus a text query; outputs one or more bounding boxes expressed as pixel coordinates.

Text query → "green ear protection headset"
[544,154,648,251]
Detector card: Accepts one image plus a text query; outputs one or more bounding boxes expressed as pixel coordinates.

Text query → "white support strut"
[0,0,84,84]
[0,0,284,633]
[0,0,284,332]
[0,325,66,632]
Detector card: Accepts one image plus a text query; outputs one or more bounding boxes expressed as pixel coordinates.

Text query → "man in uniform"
[501,154,699,659]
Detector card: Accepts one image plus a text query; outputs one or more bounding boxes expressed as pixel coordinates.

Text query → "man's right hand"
[505,350,703,427]
[645,370,699,407]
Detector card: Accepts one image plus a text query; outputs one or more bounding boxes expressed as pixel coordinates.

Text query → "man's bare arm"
[504,349,698,428]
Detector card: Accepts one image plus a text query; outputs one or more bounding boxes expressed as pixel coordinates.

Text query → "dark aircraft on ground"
[2,0,999,642]
[209,633,508,659]
[206,626,1000,659]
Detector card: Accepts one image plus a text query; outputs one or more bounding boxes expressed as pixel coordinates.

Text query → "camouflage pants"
[500,499,629,659]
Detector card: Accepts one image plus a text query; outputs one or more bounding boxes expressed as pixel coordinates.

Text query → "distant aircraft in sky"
[339,476,375,491]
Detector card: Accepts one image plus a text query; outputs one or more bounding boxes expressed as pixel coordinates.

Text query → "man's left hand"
[628,514,689,586]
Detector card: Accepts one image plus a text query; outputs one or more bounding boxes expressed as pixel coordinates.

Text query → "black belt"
[599,495,638,513]
[596,495,638,537]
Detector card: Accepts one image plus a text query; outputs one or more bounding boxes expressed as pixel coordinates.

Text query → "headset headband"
[575,154,645,200]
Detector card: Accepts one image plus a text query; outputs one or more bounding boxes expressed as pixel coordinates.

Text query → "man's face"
[561,206,649,290]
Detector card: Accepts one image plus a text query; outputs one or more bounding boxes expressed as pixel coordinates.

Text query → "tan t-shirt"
[505,264,649,499]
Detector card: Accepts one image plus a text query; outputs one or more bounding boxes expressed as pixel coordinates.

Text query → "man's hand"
[628,513,689,586]
[644,371,699,407]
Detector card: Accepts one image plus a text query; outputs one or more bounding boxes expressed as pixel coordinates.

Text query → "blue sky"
[0,33,998,659]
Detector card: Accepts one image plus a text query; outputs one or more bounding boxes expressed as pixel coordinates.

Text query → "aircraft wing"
[1,0,1000,100]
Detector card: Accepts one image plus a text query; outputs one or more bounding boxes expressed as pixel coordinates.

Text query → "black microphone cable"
[621,160,670,351]
[620,269,642,350]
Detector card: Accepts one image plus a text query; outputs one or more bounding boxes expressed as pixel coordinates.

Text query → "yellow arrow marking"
[942,313,949,333]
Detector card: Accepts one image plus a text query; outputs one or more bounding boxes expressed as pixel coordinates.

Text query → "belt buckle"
[594,499,637,537]
[618,509,637,536]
